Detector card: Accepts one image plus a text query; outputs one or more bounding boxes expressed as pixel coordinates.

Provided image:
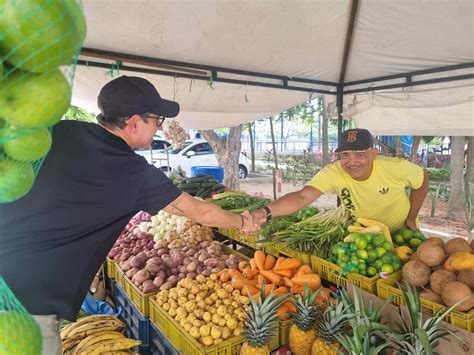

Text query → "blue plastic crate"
[149,322,180,355]
[113,282,150,348]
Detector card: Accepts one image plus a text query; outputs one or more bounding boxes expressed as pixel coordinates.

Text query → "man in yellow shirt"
[252,129,429,232]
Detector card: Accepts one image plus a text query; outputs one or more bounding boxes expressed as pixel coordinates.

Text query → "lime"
[348,232,362,241]
[340,254,350,263]
[381,254,393,264]
[414,231,425,240]
[351,255,359,263]
[381,264,394,274]
[338,261,348,269]
[355,236,368,250]
[382,241,394,252]
[358,262,367,270]
[402,229,414,241]
[349,242,358,251]
[392,260,402,271]
[366,245,374,251]
[375,247,386,257]
[409,238,422,249]
[393,234,405,245]
[358,269,367,276]
[367,250,378,263]
[365,234,374,243]
[373,259,383,269]
[372,235,386,247]
[356,249,368,260]
[367,266,377,277]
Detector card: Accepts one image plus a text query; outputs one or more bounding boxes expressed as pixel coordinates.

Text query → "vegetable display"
[210,191,270,213]
[177,174,225,197]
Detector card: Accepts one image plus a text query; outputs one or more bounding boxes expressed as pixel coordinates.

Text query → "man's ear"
[125,114,141,131]
[370,147,378,158]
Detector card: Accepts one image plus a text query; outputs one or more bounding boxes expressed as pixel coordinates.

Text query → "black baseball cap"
[97,76,180,119]
[335,128,374,152]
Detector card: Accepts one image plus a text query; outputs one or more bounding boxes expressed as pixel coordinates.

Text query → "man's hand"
[240,210,261,234]
[405,217,418,231]
[250,208,268,226]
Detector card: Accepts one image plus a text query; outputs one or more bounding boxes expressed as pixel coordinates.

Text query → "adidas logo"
[379,187,389,194]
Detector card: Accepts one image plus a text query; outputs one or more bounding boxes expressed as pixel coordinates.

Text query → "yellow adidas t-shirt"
[306,156,424,232]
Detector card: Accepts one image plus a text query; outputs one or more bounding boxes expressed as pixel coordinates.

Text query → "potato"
[131,269,150,284]
[159,282,174,291]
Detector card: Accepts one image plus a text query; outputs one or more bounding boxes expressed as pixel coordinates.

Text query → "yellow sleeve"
[305,164,339,193]
[394,159,425,189]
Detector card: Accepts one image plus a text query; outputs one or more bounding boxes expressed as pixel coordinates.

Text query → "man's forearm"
[267,186,322,218]
[196,203,244,229]
[407,171,429,219]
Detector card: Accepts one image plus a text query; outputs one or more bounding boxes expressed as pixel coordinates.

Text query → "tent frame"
[77,0,474,136]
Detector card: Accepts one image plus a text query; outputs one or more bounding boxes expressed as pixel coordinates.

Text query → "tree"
[448,136,465,220]
[199,126,243,190]
[321,96,330,166]
[464,137,473,231]
[409,136,422,162]
[247,122,256,173]
[64,105,96,122]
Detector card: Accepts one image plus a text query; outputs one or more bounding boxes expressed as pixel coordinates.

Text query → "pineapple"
[240,285,286,355]
[311,298,351,355]
[288,285,320,355]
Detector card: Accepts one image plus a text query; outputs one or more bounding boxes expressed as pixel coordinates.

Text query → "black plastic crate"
[113,282,150,348]
[149,322,179,355]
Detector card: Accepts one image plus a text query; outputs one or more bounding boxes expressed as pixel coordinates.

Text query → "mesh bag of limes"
[0,0,86,203]
[0,277,42,354]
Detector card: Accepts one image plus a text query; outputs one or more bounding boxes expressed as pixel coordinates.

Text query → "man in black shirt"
[0,76,257,353]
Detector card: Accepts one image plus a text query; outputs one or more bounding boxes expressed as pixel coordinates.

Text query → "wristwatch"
[262,206,272,220]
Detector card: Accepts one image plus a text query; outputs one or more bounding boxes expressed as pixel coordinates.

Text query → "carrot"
[291,285,304,295]
[238,261,249,272]
[216,268,228,277]
[274,269,293,278]
[241,285,259,296]
[282,277,294,288]
[254,250,266,271]
[284,301,296,313]
[277,305,290,320]
[257,274,266,285]
[291,274,321,289]
[294,265,313,277]
[219,270,230,283]
[228,269,242,278]
[242,269,259,280]
[273,256,286,271]
[273,286,289,296]
[264,255,276,270]
[275,258,301,271]
[231,275,252,290]
[249,259,258,271]
[259,270,282,286]
[315,288,331,306]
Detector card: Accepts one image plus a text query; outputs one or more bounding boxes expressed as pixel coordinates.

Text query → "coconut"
[424,237,445,249]
[457,270,474,288]
[420,288,443,304]
[444,238,472,255]
[402,260,431,287]
[417,242,446,267]
[429,269,456,295]
[441,281,474,312]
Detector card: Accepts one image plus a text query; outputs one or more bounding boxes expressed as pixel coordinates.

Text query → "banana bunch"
[346,217,393,244]
[60,315,141,354]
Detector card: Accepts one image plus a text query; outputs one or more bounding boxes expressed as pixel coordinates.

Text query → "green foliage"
[64,105,96,123]
[427,168,450,181]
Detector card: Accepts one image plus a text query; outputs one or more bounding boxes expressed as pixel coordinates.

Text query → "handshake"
[238,208,270,234]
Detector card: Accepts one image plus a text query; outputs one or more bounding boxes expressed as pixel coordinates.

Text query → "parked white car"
[136,138,250,178]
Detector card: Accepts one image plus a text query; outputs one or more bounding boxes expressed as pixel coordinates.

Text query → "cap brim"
[151,99,180,118]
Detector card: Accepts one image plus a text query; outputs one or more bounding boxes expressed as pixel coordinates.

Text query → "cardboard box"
[347,283,473,354]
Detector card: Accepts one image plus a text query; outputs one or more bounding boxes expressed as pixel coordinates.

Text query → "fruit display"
[177,173,226,197]
[240,287,286,355]
[402,237,474,312]
[391,225,426,251]
[0,0,86,203]
[60,315,140,354]
[154,274,248,346]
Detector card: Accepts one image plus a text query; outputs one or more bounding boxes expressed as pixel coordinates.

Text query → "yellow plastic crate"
[279,319,293,345]
[310,255,379,294]
[278,245,311,266]
[263,242,282,257]
[105,257,118,279]
[377,272,474,332]
[217,227,233,238]
[115,267,127,290]
[150,298,245,354]
[122,273,158,316]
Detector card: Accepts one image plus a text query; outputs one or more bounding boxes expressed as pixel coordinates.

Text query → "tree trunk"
[410,136,422,162]
[321,96,330,166]
[248,123,255,173]
[393,136,404,157]
[200,125,242,190]
[448,136,465,220]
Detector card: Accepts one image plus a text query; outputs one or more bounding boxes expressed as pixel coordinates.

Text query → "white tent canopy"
[73,0,474,134]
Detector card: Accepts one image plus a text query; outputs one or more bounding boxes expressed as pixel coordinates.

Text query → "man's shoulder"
[375,155,411,166]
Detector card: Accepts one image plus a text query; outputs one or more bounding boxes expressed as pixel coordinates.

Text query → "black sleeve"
[134,165,182,215]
